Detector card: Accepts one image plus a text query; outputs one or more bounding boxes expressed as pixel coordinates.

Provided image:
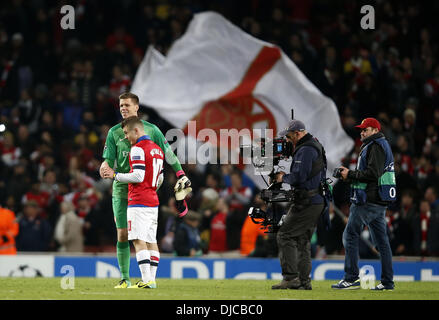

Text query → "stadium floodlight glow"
[0,124,6,132]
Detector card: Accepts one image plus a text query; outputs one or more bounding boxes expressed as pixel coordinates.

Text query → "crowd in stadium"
[0,0,438,257]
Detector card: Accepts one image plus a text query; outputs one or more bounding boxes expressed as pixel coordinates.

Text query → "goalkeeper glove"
[174,174,191,192]
[175,186,192,201]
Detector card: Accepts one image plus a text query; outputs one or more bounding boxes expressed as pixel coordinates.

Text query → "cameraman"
[272,120,326,290]
[331,118,395,291]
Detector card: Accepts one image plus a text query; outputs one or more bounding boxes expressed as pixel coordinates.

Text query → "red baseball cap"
[355,117,381,131]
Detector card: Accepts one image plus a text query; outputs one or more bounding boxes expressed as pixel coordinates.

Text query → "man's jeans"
[342,203,394,287]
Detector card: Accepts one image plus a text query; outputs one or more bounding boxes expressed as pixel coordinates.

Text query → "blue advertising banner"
[53,256,439,281]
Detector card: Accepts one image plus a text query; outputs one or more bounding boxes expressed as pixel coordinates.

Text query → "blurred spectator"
[37,110,60,143]
[424,65,439,98]
[388,117,403,148]
[158,197,180,253]
[14,89,41,134]
[425,186,439,212]
[40,169,59,198]
[416,199,432,255]
[36,152,56,182]
[106,25,136,52]
[415,155,433,191]
[93,87,118,124]
[54,201,83,252]
[424,160,439,192]
[394,158,418,200]
[78,194,105,248]
[21,180,50,219]
[207,198,229,254]
[422,124,438,157]
[68,173,99,210]
[109,65,131,99]
[16,200,51,252]
[56,88,84,134]
[395,134,414,175]
[173,210,203,257]
[15,124,35,158]
[0,131,21,167]
[85,188,116,247]
[198,188,220,250]
[403,108,416,135]
[198,188,219,221]
[343,47,372,77]
[220,169,252,212]
[423,187,439,256]
[69,60,97,109]
[7,161,31,207]
[75,194,93,223]
[221,170,252,251]
[319,45,344,100]
[387,206,413,256]
[389,65,414,115]
[204,172,222,193]
[78,111,100,149]
[426,210,439,256]
[400,189,417,221]
[0,205,19,254]
[40,168,63,229]
[73,132,95,173]
[222,164,255,191]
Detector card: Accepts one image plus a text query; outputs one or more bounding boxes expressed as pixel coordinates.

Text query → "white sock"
[149,250,160,281]
[136,250,151,283]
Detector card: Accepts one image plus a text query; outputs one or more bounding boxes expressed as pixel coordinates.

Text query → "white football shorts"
[127,206,158,243]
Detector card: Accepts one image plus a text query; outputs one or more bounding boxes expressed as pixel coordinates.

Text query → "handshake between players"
[101,164,192,218]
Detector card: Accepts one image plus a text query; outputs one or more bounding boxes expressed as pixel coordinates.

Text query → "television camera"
[240,110,296,233]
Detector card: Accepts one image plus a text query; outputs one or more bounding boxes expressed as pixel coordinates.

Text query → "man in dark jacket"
[173,210,203,256]
[16,200,52,252]
[271,120,326,290]
[332,118,396,291]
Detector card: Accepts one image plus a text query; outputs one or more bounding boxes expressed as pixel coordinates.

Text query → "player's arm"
[151,124,185,177]
[151,124,191,191]
[175,186,192,218]
[114,147,145,183]
[100,128,117,178]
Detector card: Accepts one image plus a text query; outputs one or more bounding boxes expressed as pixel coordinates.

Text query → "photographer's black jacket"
[282,133,324,205]
[347,132,387,206]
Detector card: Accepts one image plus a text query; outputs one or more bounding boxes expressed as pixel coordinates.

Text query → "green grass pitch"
[1,278,439,300]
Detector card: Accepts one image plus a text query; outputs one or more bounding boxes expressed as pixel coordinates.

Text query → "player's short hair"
[119,92,139,105]
[121,116,143,131]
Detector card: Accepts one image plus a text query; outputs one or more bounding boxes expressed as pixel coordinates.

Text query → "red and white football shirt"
[115,135,164,207]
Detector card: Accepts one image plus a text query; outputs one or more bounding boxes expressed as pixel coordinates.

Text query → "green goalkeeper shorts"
[112,197,128,229]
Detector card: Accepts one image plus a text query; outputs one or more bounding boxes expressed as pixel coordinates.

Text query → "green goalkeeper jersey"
[103,119,183,199]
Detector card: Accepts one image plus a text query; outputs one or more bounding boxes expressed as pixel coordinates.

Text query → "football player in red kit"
[104,116,191,288]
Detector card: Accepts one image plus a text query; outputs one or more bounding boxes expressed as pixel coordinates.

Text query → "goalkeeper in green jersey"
[99,92,191,288]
